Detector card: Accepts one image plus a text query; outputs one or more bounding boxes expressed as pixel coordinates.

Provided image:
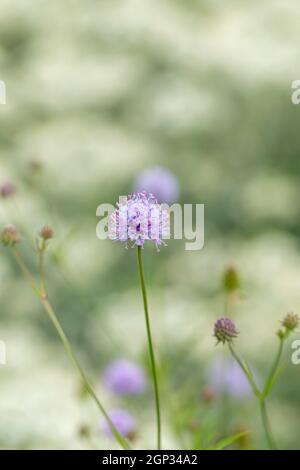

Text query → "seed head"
[214,317,239,344]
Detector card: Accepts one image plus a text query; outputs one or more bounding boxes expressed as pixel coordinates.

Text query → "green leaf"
[207,431,249,450]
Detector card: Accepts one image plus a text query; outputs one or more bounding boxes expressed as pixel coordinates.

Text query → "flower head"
[134,166,180,204]
[277,312,299,339]
[39,225,54,240]
[1,224,21,246]
[109,192,169,248]
[214,317,239,344]
[103,359,146,395]
[0,181,17,199]
[101,409,136,439]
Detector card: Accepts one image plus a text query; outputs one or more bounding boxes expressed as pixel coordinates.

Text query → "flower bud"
[223,265,240,293]
[39,225,54,240]
[214,317,239,344]
[0,182,17,199]
[1,224,21,246]
[282,313,299,331]
[277,313,299,339]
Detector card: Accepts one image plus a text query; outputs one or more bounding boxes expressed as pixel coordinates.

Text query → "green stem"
[11,247,130,450]
[263,339,284,397]
[137,246,161,450]
[228,342,278,450]
[228,342,260,397]
[259,399,277,450]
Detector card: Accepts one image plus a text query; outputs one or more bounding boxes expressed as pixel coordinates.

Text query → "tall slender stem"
[11,247,130,450]
[137,246,161,450]
[259,399,277,450]
[228,341,278,450]
[263,339,284,397]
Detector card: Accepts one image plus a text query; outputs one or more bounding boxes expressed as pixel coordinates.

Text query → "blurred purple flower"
[103,359,146,395]
[206,358,251,398]
[134,166,179,204]
[0,181,17,199]
[102,409,136,439]
[109,192,169,249]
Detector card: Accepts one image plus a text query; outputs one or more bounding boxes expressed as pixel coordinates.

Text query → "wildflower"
[109,192,169,248]
[102,409,136,439]
[39,225,54,240]
[214,317,238,344]
[103,359,146,395]
[1,224,21,246]
[223,265,240,293]
[134,166,179,204]
[277,313,299,339]
[0,181,17,198]
[282,313,299,331]
[206,358,251,398]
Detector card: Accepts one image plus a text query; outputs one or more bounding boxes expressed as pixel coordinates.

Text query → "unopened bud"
[1,224,21,246]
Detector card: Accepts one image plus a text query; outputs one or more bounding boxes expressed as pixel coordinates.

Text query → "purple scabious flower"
[102,409,136,439]
[103,359,146,395]
[109,192,169,249]
[134,166,180,204]
[206,358,251,398]
[0,181,17,198]
[214,317,238,344]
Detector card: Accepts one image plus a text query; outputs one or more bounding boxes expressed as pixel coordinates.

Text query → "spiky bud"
[1,224,21,246]
[214,317,239,344]
[277,313,299,339]
[282,313,299,331]
[39,225,54,240]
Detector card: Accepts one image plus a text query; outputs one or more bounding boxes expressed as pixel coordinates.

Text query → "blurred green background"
[1,0,300,450]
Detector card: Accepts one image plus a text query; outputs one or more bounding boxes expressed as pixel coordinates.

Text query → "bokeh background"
[1,0,300,450]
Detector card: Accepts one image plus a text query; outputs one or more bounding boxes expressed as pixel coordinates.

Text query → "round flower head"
[109,192,169,249]
[1,224,21,246]
[103,359,146,395]
[282,313,299,331]
[134,166,180,204]
[277,312,299,339]
[0,182,17,199]
[214,317,238,344]
[102,409,136,439]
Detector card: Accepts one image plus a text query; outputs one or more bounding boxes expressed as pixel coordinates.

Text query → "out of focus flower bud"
[223,265,240,293]
[200,386,216,404]
[0,181,17,199]
[1,224,21,246]
[39,225,54,240]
